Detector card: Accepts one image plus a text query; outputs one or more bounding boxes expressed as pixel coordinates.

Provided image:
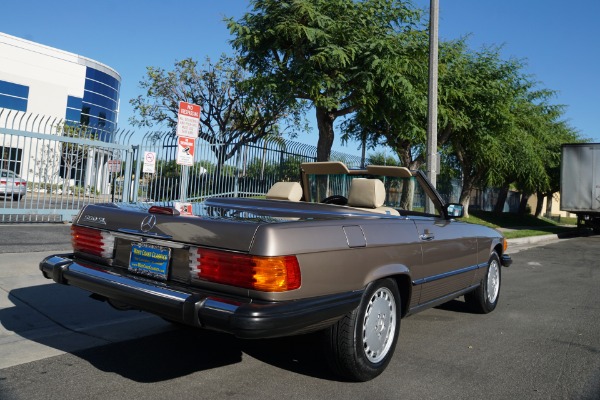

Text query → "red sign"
[176,136,195,166]
[176,101,201,138]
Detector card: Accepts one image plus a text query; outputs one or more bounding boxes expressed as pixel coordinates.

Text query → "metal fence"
[1,109,518,223]
[131,130,361,203]
[0,109,136,222]
[0,109,362,223]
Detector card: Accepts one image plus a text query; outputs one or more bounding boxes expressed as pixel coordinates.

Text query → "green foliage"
[366,151,401,167]
[228,0,424,160]
[465,210,577,239]
[245,155,304,182]
[130,55,307,168]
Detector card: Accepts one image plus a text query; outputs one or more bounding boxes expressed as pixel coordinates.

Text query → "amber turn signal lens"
[189,247,301,292]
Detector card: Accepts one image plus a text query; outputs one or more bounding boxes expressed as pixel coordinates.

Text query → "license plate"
[129,243,171,280]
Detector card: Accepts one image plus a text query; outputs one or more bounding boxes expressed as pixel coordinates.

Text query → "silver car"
[0,169,27,200]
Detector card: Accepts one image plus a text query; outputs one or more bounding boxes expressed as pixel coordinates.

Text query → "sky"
[1,0,598,155]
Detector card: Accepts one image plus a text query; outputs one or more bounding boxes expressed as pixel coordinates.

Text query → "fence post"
[127,145,139,202]
[234,150,241,198]
[179,165,189,202]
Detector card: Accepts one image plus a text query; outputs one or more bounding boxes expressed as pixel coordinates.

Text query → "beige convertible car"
[41,162,512,381]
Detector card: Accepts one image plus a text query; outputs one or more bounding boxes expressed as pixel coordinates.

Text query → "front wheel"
[465,252,501,313]
[324,278,400,381]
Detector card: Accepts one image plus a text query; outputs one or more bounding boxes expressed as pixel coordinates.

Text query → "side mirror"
[445,203,464,218]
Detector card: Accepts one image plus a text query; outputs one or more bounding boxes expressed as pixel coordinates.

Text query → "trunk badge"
[141,215,157,233]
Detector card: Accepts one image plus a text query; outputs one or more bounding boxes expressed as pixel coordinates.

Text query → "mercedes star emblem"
[140,215,157,233]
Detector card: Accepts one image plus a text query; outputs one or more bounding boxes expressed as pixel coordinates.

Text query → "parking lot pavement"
[0,251,174,369]
[0,226,573,370]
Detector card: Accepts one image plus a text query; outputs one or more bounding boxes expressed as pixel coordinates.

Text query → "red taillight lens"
[149,206,179,215]
[189,247,301,292]
[71,225,115,258]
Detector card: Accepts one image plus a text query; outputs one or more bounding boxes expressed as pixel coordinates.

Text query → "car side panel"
[251,218,423,302]
[411,219,480,305]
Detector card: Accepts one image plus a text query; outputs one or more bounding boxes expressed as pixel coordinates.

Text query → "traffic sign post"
[175,102,200,202]
[143,151,156,174]
[176,136,195,166]
[176,101,201,138]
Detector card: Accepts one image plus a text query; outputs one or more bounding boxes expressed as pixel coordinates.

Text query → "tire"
[465,252,501,314]
[12,194,22,201]
[324,278,400,382]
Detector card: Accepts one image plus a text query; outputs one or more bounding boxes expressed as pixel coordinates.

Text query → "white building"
[0,32,121,193]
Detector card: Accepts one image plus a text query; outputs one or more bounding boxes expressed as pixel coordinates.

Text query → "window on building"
[0,80,29,112]
[0,146,23,175]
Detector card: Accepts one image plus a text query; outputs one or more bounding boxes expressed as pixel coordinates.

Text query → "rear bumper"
[40,254,362,339]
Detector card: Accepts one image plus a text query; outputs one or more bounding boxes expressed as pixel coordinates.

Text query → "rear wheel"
[12,194,22,201]
[465,252,501,313]
[324,278,400,381]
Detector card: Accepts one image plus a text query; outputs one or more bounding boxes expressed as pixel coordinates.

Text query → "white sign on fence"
[143,151,156,174]
[176,136,195,166]
[108,159,121,173]
[174,201,193,216]
[176,101,201,138]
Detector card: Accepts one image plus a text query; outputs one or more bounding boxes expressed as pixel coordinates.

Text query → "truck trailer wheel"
[323,278,400,382]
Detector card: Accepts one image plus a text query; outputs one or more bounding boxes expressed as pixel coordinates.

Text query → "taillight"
[149,206,179,215]
[71,225,115,258]
[189,247,301,292]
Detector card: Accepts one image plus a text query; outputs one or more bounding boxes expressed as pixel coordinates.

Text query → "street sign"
[174,201,193,216]
[107,159,121,173]
[176,101,201,138]
[143,151,156,174]
[176,136,195,166]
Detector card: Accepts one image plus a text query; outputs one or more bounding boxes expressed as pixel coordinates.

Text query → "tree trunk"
[315,107,336,162]
[518,193,530,215]
[459,188,472,218]
[458,173,477,218]
[493,184,509,214]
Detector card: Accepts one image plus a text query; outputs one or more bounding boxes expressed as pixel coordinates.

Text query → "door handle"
[420,230,434,241]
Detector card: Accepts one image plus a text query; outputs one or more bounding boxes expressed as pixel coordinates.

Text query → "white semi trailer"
[560,143,600,232]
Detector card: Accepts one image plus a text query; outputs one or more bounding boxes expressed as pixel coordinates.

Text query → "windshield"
[305,173,441,216]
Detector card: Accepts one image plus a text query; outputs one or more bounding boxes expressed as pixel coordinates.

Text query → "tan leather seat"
[347,178,399,216]
[265,182,303,201]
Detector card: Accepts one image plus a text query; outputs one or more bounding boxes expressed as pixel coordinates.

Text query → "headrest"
[347,179,386,208]
[265,182,303,201]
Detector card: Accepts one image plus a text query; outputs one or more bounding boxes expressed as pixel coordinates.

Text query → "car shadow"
[74,328,243,382]
[2,284,337,382]
[434,298,478,314]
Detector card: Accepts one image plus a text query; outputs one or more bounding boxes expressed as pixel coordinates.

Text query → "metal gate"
[0,109,135,222]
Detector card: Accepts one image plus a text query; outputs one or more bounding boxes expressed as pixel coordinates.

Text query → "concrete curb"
[507,231,580,246]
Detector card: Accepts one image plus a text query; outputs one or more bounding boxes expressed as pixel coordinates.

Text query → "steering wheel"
[321,195,348,205]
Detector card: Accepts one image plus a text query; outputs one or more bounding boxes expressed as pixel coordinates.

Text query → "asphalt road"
[0,223,72,253]
[0,226,598,400]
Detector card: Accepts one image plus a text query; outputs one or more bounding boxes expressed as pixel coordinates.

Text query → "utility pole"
[427,0,439,188]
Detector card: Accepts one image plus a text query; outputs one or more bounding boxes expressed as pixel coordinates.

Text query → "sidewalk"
[0,251,173,369]
[505,231,577,254]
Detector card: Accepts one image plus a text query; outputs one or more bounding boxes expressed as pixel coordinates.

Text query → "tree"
[228,0,424,162]
[57,123,99,190]
[130,55,305,174]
